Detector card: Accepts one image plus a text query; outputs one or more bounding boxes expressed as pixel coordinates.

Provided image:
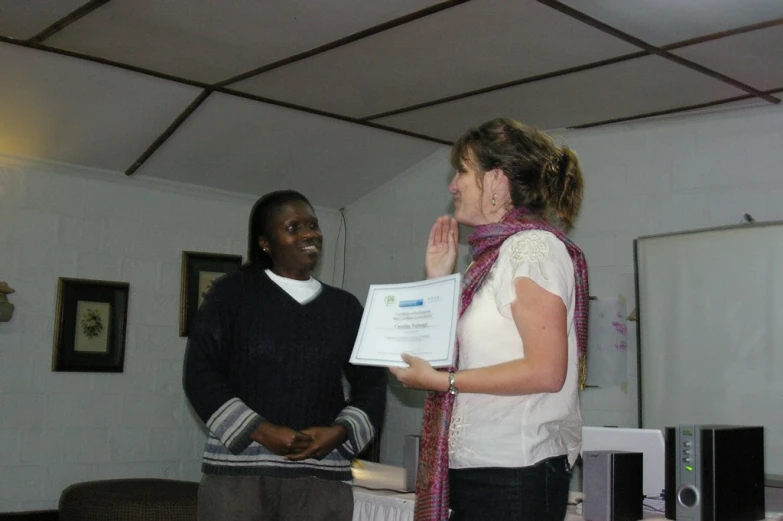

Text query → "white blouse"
[448,230,582,470]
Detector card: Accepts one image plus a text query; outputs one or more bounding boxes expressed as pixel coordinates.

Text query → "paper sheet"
[586,297,628,387]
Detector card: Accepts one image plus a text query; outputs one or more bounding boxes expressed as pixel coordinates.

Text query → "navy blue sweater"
[183,269,386,479]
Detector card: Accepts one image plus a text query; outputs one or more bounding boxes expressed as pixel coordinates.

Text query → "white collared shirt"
[448,230,582,469]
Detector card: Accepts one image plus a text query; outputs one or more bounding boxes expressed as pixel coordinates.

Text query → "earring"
[492,195,497,207]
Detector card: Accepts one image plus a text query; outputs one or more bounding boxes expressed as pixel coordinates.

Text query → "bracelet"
[447,371,459,396]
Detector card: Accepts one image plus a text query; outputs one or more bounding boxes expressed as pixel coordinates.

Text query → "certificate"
[350,273,460,368]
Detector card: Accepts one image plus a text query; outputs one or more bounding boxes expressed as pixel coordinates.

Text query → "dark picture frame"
[179,251,242,337]
[52,278,130,372]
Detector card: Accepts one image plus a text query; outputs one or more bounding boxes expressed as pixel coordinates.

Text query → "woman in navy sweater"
[184,190,387,521]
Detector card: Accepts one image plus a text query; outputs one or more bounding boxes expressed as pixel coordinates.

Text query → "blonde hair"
[450,118,583,230]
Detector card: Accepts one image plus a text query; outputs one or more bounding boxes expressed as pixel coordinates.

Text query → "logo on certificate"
[385,295,396,306]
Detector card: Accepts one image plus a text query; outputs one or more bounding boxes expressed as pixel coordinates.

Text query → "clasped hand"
[251,422,347,461]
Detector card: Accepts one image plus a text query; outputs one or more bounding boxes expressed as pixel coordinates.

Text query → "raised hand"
[250,421,313,456]
[284,425,348,461]
[425,215,459,279]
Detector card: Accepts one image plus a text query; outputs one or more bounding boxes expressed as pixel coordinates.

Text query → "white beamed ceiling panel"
[375,56,749,140]
[232,0,638,118]
[557,0,783,46]
[45,0,439,83]
[134,93,445,209]
[0,43,201,171]
[0,0,90,40]
[674,25,783,91]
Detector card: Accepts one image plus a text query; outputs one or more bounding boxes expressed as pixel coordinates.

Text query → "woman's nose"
[448,173,458,193]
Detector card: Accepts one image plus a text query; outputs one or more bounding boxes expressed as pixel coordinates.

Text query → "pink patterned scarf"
[413,206,590,521]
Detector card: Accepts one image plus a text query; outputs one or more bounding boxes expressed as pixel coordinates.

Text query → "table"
[353,487,415,521]
[353,489,780,521]
[352,461,414,521]
[351,487,668,521]
[350,461,779,521]
[350,463,665,521]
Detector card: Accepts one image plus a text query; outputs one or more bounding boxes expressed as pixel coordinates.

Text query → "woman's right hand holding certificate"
[425,216,459,279]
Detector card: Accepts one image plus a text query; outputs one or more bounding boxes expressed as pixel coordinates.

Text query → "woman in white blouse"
[391,118,589,521]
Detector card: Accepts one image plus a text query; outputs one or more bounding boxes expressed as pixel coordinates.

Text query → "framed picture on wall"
[179,251,242,337]
[52,278,130,372]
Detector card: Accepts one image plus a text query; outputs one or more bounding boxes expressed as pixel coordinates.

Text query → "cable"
[341,208,347,288]
[642,495,666,513]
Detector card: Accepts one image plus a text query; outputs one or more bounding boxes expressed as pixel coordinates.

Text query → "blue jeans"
[448,455,572,521]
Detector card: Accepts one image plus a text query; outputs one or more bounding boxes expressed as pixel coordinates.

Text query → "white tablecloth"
[353,487,415,521]
[351,461,415,521]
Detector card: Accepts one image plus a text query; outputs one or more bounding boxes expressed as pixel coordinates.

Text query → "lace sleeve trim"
[509,231,551,275]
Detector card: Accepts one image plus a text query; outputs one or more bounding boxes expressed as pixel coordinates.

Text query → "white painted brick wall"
[343,147,453,465]
[0,155,343,512]
[556,105,783,430]
[344,105,783,465]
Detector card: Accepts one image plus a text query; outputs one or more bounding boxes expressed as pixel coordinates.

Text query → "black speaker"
[665,427,677,519]
[583,450,644,521]
[665,425,765,521]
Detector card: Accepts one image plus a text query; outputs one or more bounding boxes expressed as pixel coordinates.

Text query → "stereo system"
[664,425,765,521]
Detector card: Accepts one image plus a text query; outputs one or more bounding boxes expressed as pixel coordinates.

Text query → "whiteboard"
[635,222,783,479]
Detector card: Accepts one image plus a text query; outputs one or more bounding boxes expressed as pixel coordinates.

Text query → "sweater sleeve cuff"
[206,397,264,455]
[334,405,375,458]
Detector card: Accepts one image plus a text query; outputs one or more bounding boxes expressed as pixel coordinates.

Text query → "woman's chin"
[453,212,480,227]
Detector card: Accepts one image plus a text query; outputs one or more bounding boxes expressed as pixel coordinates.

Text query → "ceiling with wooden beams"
[1,0,781,208]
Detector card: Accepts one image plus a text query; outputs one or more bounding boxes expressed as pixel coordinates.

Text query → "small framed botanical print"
[52,278,130,372]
